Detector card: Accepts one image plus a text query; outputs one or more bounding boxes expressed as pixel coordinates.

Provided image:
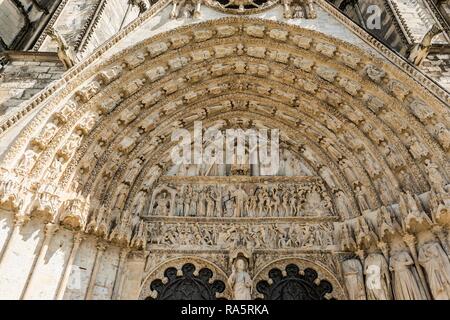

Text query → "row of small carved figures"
[147,184,333,218]
[146,222,333,248]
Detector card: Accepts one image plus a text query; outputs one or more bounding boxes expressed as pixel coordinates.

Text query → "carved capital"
[96,242,108,252]
[13,214,30,227]
[44,223,59,236]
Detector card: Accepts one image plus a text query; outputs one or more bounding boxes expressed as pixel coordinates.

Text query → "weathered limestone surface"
[0,0,448,300]
[422,53,450,91]
[0,52,64,116]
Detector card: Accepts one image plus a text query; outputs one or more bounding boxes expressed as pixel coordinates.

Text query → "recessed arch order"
[0,17,449,248]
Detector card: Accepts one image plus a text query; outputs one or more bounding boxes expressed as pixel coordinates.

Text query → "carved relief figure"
[17,149,38,172]
[152,191,171,216]
[424,160,446,195]
[33,122,59,147]
[231,184,248,217]
[150,180,332,218]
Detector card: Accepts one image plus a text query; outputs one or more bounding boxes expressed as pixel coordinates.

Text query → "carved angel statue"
[227,257,253,300]
[48,28,76,69]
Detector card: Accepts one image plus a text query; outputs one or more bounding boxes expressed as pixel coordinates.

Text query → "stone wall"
[0,0,26,47]
[0,0,62,51]
[78,0,140,58]
[422,51,450,91]
[0,52,64,117]
[0,209,145,300]
[36,0,140,59]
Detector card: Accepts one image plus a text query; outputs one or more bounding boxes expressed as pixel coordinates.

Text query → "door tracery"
[256,264,334,300]
[145,263,226,300]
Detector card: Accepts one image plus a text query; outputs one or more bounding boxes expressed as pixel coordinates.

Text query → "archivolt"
[0,17,448,238]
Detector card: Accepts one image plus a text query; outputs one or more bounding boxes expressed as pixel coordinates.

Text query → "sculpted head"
[235,257,248,272]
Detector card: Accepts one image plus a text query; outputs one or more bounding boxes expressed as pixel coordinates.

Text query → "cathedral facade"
[0,0,449,300]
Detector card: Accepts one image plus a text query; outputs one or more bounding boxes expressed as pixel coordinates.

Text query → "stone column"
[0,215,29,266]
[55,232,84,300]
[120,251,146,300]
[111,248,129,300]
[85,242,107,300]
[21,222,59,299]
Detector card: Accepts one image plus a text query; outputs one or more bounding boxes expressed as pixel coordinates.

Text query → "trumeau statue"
[228,257,253,300]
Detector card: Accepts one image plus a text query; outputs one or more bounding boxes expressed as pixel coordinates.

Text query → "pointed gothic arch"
[0,14,448,300]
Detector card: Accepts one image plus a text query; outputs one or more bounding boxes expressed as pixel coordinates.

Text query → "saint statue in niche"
[228,256,253,300]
